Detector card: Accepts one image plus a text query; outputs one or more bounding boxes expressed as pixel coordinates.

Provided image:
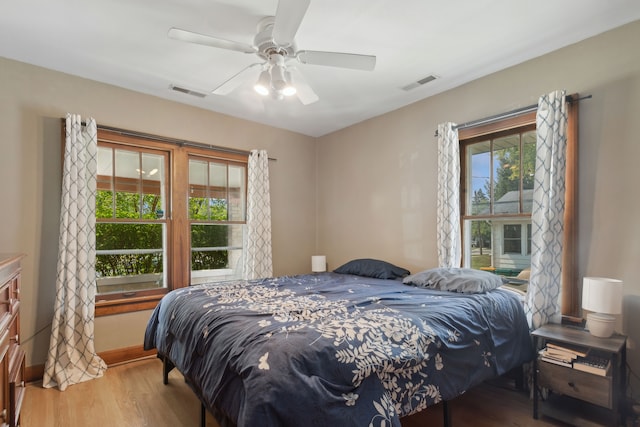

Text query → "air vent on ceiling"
[170,84,207,98]
[401,74,438,91]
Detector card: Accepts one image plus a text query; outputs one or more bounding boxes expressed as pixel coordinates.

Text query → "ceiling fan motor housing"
[254,16,296,61]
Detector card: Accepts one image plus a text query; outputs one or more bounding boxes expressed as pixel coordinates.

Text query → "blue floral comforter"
[144,273,532,426]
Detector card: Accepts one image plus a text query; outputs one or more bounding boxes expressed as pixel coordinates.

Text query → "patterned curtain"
[243,150,273,280]
[43,114,107,391]
[525,90,568,330]
[436,122,461,268]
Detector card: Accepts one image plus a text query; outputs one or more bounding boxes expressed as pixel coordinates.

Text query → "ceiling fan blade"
[296,50,376,71]
[168,28,256,54]
[212,63,263,95]
[272,0,311,46]
[288,68,319,105]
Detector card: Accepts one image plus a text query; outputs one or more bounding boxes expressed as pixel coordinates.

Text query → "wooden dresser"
[0,255,24,427]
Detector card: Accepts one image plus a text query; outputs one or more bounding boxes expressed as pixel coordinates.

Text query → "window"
[96,144,169,297]
[88,127,248,316]
[189,156,246,284]
[461,122,536,276]
[459,96,579,317]
[503,224,522,254]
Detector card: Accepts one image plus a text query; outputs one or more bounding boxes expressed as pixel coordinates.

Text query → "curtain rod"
[70,120,277,161]
[434,94,591,137]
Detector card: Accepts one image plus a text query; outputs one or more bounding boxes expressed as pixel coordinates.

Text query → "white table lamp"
[311,255,327,273]
[582,277,623,338]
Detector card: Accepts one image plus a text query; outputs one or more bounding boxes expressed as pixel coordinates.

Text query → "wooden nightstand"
[532,323,627,426]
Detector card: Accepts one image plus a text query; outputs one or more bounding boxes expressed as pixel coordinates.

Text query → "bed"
[144,264,533,427]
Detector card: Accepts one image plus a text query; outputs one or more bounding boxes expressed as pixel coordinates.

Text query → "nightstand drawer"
[538,360,612,409]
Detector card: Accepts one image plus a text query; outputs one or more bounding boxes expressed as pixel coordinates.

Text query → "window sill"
[95,294,164,317]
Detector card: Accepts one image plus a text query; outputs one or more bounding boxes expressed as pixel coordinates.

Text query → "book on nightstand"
[573,353,611,376]
[546,341,589,358]
[538,341,589,367]
[538,349,573,367]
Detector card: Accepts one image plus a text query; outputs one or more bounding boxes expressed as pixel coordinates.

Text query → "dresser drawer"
[8,274,19,317]
[0,255,22,427]
[9,346,24,427]
[0,282,11,332]
[538,360,612,409]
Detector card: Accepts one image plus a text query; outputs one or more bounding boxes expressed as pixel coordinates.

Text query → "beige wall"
[0,58,317,367]
[317,20,640,384]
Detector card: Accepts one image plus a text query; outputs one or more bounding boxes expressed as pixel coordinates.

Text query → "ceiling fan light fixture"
[254,69,271,96]
[282,85,296,97]
[282,71,296,96]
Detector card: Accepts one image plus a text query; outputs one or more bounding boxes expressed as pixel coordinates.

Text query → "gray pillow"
[402,267,505,293]
[333,258,410,280]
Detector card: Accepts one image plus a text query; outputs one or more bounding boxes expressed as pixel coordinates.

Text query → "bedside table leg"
[533,343,539,419]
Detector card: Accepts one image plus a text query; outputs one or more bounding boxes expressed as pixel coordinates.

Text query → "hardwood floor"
[23,358,218,427]
[23,358,573,426]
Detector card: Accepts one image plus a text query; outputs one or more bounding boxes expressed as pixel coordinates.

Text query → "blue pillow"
[333,258,410,280]
[402,267,505,293]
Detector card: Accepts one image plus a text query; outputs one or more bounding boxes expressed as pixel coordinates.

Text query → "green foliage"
[189,197,228,220]
[192,251,228,271]
[493,146,520,201]
[96,189,166,278]
[191,224,230,270]
[189,197,231,271]
[96,190,233,278]
[96,222,163,277]
[96,190,162,220]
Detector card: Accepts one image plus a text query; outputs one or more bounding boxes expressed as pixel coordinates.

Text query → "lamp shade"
[254,70,271,96]
[582,277,623,314]
[311,255,326,273]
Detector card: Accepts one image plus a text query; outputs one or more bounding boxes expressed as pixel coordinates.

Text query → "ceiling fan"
[168,0,376,105]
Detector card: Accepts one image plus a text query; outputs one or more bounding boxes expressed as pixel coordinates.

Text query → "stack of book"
[539,342,587,367]
[538,341,611,376]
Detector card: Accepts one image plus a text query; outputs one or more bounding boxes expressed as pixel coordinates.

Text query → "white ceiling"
[2,1,640,137]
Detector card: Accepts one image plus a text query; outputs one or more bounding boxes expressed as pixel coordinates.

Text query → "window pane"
[96,222,166,294]
[493,135,521,214]
[522,131,536,213]
[115,149,142,219]
[191,224,244,284]
[466,219,493,269]
[189,159,208,220]
[141,153,165,219]
[228,164,246,221]
[97,146,114,218]
[210,163,228,220]
[468,141,491,216]
[503,224,522,254]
